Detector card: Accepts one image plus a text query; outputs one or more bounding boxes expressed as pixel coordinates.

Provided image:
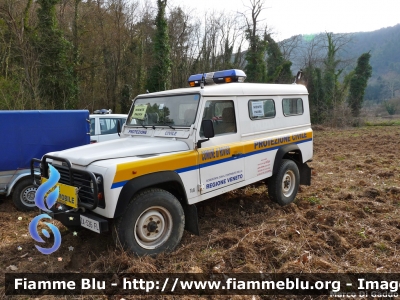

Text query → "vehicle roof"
[90,114,128,118]
[136,82,308,99]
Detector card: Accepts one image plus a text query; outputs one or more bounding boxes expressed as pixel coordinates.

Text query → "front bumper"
[31,155,103,210]
[44,206,109,233]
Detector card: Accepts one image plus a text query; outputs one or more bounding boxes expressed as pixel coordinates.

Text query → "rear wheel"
[268,159,300,206]
[12,177,37,211]
[113,188,185,256]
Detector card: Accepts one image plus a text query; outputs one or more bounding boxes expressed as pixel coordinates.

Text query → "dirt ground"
[1,125,400,299]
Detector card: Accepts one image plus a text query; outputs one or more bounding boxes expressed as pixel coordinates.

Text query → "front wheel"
[268,159,300,206]
[113,188,185,256]
[12,177,38,211]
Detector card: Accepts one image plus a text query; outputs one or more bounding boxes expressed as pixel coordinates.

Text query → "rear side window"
[248,99,275,120]
[282,98,303,116]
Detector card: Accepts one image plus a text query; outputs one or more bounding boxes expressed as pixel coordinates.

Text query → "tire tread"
[267,159,300,206]
[112,188,184,256]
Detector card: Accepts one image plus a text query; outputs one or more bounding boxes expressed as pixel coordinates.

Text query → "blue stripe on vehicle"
[110,138,313,189]
[111,181,128,189]
[175,165,199,173]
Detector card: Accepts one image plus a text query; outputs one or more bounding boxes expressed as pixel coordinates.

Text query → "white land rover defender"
[32,69,313,256]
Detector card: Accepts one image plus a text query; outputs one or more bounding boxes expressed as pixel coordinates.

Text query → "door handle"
[232,153,242,158]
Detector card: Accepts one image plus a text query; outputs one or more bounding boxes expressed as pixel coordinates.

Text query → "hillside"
[289,24,400,77]
[345,24,400,77]
[285,24,400,101]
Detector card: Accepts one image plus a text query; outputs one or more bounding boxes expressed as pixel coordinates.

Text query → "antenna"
[294,69,303,84]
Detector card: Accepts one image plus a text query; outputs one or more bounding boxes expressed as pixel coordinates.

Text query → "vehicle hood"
[47,137,189,166]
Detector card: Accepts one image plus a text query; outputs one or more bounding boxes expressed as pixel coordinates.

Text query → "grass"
[334,156,346,161]
[363,206,372,213]
[374,242,388,252]
[358,229,367,239]
[365,120,400,126]
[307,196,321,205]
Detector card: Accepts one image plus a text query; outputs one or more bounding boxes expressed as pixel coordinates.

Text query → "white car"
[90,113,128,143]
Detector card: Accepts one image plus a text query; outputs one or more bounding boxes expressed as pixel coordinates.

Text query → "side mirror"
[197,120,214,149]
[117,120,121,137]
[202,119,214,138]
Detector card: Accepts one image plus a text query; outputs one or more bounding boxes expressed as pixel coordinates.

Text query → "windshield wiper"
[157,120,175,130]
[164,121,175,130]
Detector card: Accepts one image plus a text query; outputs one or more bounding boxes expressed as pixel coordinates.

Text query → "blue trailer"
[0,110,90,211]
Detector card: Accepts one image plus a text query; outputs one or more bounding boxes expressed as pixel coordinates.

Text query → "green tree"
[220,39,234,70]
[244,32,267,83]
[147,0,171,92]
[348,52,372,117]
[243,0,267,83]
[323,33,341,109]
[265,34,293,83]
[37,0,77,109]
[306,66,326,124]
[120,84,131,114]
[72,0,81,106]
[304,33,352,125]
[383,99,398,115]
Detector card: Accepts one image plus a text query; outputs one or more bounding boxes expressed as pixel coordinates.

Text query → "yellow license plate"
[41,178,79,208]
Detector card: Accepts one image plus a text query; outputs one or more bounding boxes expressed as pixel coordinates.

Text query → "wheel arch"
[11,175,38,211]
[7,172,36,196]
[114,171,199,235]
[273,144,311,186]
[273,144,302,174]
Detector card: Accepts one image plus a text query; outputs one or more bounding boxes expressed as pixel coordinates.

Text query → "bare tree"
[381,71,400,99]
[239,0,269,82]
[279,35,301,63]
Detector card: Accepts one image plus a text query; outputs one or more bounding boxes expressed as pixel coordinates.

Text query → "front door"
[197,99,244,194]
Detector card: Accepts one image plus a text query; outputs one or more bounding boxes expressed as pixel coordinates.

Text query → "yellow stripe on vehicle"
[111,130,313,189]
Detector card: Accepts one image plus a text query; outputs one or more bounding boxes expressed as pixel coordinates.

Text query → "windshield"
[127,93,200,127]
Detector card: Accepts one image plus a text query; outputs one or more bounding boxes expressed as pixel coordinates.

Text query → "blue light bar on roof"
[213,69,246,84]
[93,109,112,114]
[188,69,246,87]
[188,73,206,87]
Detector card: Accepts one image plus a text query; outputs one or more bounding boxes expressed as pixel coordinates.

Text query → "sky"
[166,0,400,41]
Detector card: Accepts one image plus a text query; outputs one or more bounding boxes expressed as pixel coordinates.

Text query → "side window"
[248,99,276,120]
[201,100,236,136]
[100,118,118,135]
[90,118,96,136]
[282,98,303,116]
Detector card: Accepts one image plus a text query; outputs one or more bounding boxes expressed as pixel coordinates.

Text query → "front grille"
[51,164,105,209]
